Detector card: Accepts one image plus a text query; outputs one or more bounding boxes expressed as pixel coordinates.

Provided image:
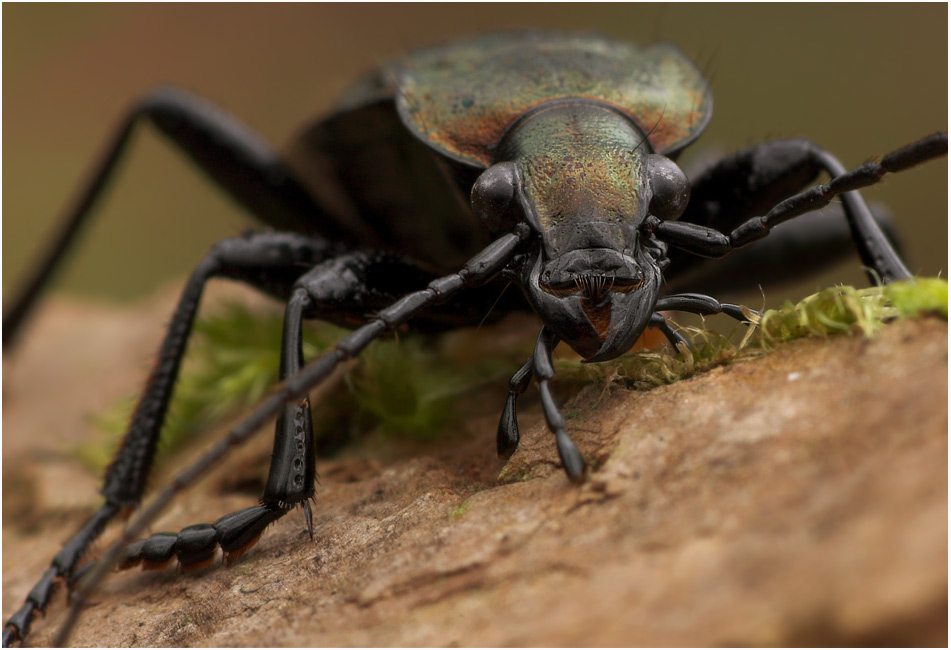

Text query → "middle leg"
[116,247,449,571]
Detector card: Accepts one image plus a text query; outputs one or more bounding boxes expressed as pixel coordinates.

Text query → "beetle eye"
[471,162,520,233]
[647,154,690,220]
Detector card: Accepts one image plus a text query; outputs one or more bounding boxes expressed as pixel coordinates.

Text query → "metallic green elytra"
[393,31,712,165]
[286,31,711,271]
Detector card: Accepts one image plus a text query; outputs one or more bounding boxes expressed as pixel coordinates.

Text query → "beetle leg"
[53,229,528,646]
[2,508,119,647]
[114,284,318,575]
[648,312,690,351]
[3,86,343,350]
[1,231,338,647]
[497,358,534,459]
[665,202,899,296]
[654,294,751,324]
[656,133,946,285]
[47,245,482,637]
[729,133,945,284]
[674,137,907,293]
[260,284,317,530]
[109,246,480,575]
[532,327,586,481]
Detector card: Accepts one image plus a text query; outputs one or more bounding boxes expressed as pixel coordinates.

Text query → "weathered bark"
[3,288,946,647]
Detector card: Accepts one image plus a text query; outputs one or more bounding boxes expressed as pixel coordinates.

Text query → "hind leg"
[3,86,348,350]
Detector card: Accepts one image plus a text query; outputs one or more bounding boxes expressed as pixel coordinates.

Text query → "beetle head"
[471,101,688,361]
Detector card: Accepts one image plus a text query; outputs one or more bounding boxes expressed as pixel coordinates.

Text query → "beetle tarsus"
[114,505,287,573]
[649,312,691,351]
[1,502,119,646]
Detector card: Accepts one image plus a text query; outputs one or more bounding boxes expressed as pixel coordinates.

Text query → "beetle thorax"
[498,101,651,261]
[496,101,663,362]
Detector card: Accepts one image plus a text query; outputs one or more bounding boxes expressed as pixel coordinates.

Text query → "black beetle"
[2,30,946,646]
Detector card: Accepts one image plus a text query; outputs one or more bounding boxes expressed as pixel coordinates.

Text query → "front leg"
[116,282,324,574]
[532,327,587,480]
[657,133,946,285]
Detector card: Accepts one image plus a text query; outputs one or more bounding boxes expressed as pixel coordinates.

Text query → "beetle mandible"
[2,31,946,646]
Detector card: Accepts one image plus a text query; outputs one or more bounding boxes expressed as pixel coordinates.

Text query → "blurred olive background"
[4,4,947,307]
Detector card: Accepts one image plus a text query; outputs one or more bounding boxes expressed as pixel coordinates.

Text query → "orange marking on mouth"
[581,299,613,341]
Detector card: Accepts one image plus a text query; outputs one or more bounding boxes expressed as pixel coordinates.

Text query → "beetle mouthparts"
[540,249,644,301]
[581,296,613,340]
[577,274,612,302]
[541,274,644,302]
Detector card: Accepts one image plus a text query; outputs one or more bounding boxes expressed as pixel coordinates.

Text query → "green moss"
[554,324,742,392]
[556,278,947,392]
[346,335,507,440]
[752,278,946,346]
[80,279,945,473]
[883,277,948,319]
[448,504,469,520]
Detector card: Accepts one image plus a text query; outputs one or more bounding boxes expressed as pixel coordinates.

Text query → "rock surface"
[3,288,947,647]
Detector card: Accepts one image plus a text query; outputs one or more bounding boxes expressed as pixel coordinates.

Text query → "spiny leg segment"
[51,227,529,646]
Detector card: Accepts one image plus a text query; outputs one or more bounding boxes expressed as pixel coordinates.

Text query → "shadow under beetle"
[3,31,946,646]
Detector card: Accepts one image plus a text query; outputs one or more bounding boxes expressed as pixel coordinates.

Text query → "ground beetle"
[3,31,946,646]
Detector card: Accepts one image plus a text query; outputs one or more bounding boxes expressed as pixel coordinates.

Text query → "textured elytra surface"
[392,31,711,166]
[2,286,946,647]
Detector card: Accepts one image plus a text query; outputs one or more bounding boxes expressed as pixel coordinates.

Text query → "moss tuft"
[883,277,948,320]
[557,278,947,393]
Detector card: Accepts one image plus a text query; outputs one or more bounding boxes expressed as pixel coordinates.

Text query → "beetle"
[2,30,946,646]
